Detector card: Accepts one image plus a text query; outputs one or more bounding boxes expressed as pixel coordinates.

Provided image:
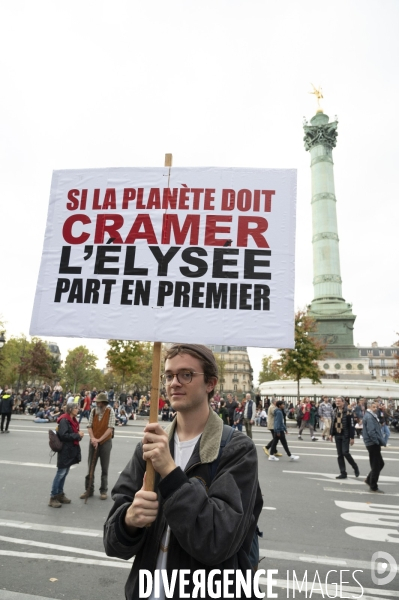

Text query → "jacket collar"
[165,407,223,464]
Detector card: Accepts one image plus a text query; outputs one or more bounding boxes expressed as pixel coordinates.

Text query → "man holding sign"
[104,343,263,599]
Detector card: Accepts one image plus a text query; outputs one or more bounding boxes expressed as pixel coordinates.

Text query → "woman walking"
[49,401,84,508]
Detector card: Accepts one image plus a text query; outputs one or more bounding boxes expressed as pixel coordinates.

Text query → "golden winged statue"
[309,84,323,112]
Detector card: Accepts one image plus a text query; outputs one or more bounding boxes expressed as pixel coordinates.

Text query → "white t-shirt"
[149,431,201,600]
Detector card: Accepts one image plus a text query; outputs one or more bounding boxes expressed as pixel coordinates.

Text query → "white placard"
[30,167,296,348]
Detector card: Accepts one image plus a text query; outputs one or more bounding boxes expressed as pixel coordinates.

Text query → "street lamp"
[0,332,5,349]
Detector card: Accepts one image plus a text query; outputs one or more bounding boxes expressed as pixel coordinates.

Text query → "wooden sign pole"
[144,153,172,492]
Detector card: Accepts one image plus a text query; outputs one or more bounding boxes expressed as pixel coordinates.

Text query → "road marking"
[283,470,399,481]
[262,507,277,510]
[0,460,56,469]
[0,519,102,537]
[340,512,399,527]
[307,477,384,486]
[335,501,399,514]
[0,460,77,469]
[324,487,399,497]
[0,550,131,568]
[345,526,399,543]
[275,453,399,461]
[6,428,144,441]
[0,535,127,562]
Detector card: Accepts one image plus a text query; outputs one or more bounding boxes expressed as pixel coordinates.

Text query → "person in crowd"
[125,395,133,419]
[259,406,267,427]
[104,343,262,600]
[254,404,262,426]
[319,396,334,440]
[218,400,229,424]
[268,400,299,462]
[378,403,391,446]
[263,398,282,457]
[353,398,365,439]
[53,382,63,403]
[330,396,360,480]
[158,394,166,415]
[243,392,255,439]
[298,398,318,441]
[233,401,243,431]
[362,399,386,493]
[161,401,170,422]
[0,389,14,433]
[226,393,238,426]
[80,392,115,501]
[79,391,92,424]
[48,400,84,508]
[107,388,115,407]
[116,408,128,426]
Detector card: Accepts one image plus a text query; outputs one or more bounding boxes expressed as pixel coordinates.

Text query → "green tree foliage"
[278,310,326,401]
[106,340,153,391]
[258,355,283,384]
[62,346,98,392]
[0,336,32,387]
[214,353,226,390]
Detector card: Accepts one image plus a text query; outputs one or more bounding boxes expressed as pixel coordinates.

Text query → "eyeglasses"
[161,370,204,386]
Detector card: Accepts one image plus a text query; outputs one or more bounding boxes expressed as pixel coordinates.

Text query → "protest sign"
[30,166,296,348]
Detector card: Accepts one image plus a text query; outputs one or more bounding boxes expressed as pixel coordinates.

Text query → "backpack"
[49,429,63,453]
[208,424,263,571]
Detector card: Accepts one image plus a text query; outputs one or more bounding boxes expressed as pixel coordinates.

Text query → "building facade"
[207,345,254,396]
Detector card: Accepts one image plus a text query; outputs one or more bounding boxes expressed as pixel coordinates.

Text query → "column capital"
[304,118,338,151]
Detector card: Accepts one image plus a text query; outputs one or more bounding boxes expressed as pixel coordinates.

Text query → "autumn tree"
[106,340,153,391]
[19,338,54,384]
[278,310,326,402]
[258,355,283,384]
[62,346,98,392]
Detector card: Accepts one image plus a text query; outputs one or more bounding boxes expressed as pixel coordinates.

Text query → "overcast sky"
[1,0,398,385]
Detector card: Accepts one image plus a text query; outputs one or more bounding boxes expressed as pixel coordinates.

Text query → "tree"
[0,336,32,388]
[258,355,283,384]
[131,342,153,391]
[278,310,326,402]
[214,353,226,391]
[19,338,54,384]
[62,346,98,392]
[106,340,152,391]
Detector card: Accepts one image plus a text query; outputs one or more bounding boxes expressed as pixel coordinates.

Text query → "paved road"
[0,416,398,599]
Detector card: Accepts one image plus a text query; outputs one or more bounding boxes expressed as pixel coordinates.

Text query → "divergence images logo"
[371,552,398,586]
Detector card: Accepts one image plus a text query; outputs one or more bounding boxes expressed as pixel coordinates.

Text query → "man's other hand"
[125,476,159,530]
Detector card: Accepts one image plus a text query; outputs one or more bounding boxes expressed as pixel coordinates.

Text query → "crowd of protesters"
[0,383,398,440]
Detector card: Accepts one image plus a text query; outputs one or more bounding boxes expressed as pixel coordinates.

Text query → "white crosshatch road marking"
[335,501,399,513]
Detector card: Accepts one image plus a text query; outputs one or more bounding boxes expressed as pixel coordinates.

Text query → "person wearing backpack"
[104,343,263,600]
[48,401,84,508]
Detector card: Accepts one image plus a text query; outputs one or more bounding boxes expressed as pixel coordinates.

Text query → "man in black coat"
[104,344,262,600]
